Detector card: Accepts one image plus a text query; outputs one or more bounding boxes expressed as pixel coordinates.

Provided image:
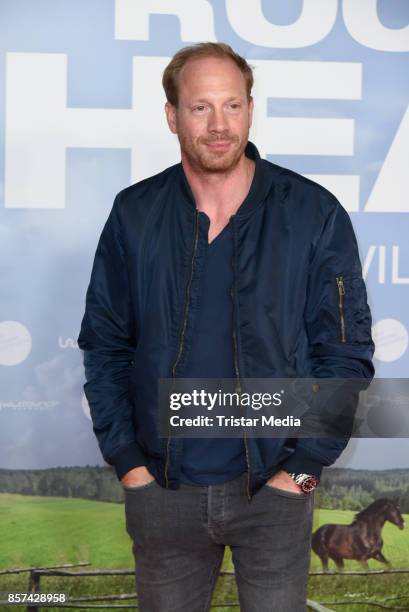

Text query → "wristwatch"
[285,472,320,494]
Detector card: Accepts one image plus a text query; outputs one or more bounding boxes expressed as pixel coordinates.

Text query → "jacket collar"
[178,141,274,219]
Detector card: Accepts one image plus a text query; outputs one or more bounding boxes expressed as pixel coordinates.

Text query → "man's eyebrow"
[189,96,243,104]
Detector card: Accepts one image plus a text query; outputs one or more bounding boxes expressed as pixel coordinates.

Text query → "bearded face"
[166,56,253,175]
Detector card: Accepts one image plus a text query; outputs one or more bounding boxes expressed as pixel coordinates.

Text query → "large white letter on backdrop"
[114,0,216,41]
[365,105,409,213]
[5,53,177,209]
[225,0,337,48]
[250,60,362,212]
[343,0,409,52]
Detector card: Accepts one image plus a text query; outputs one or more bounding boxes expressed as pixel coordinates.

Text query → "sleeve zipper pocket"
[336,276,346,343]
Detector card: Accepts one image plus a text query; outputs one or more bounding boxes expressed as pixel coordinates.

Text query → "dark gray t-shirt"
[179,220,247,486]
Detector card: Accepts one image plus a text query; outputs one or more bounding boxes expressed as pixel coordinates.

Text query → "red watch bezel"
[300,476,319,493]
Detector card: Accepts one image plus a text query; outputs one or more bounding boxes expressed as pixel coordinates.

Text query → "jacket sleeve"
[281,196,376,480]
[77,192,148,480]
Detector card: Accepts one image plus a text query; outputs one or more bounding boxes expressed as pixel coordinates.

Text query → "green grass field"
[0,493,408,611]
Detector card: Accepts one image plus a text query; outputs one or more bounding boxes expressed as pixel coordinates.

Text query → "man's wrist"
[282,470,320,493]
[121,465,154,487]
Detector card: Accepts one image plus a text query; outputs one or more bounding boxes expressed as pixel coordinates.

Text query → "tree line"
[0,466,408,512]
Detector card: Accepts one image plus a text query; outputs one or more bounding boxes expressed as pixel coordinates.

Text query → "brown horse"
[312,497,405,570]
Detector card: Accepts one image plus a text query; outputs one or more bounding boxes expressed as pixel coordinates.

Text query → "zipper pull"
[336,276,345,295]
[336,276,346,343]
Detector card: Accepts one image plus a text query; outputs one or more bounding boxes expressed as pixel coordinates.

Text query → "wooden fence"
[2,562,409,611]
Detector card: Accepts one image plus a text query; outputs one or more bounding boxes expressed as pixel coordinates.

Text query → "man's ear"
[248,96,254,129]
[165,101,177,134]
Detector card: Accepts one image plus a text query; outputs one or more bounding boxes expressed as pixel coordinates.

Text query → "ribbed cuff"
[280,451,324,480]
[109,441,148,481]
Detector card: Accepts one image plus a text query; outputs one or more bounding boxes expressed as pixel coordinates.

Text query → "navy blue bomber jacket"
[77,141,375,501]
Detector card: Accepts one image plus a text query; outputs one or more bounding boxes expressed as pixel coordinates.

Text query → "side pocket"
[123,479,157,492]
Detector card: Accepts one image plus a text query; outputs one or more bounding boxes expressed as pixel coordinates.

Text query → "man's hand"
[121,466,155,488]
[265,469,303,494]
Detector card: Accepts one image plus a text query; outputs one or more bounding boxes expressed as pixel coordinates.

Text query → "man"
[78,43,375,611]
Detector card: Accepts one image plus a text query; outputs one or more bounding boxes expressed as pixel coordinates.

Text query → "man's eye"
[194,105,206,112]
[228,103,241,110]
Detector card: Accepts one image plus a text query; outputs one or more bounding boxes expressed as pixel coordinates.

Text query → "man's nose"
[207,107,229,133]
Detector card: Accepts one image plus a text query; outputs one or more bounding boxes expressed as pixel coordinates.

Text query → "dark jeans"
[124,472,315,612]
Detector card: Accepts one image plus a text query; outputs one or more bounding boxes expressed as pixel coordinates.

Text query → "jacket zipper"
[230,216,252,502]
[336,276,346,343]
[164,209,200,488]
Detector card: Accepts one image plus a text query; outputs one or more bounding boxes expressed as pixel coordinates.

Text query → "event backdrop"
[1,0,409,472]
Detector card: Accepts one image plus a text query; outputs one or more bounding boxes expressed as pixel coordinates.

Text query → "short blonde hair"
[162,42,254,107]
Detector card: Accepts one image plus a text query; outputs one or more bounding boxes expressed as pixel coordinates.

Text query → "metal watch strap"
[286,472,319,493]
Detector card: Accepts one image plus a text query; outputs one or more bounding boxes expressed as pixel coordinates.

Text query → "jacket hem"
[110,441,148,481]
[280,452,325,479]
